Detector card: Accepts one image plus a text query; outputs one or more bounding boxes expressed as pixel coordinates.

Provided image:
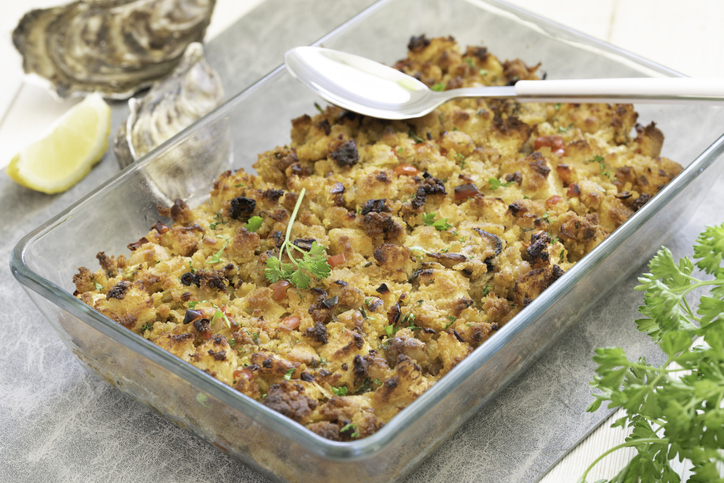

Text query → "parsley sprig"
[263,188,331,289]
[582,224,724,482]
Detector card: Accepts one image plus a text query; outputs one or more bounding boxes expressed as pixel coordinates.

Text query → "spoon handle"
[514,78,724,104]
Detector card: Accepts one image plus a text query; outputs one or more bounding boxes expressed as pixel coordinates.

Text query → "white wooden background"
[1,1,722,481]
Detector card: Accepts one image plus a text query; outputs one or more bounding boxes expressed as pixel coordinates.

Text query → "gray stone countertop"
[2,1,723,482]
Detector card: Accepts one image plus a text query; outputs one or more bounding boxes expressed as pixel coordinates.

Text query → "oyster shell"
[114,42,231,202]
[114,42,225,166]
[13,0,216,99]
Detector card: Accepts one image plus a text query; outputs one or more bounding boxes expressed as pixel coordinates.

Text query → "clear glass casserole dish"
[10,0,724,481]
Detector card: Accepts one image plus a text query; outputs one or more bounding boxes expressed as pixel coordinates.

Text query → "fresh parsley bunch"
[582,224,724,482]
[264,188,331,289]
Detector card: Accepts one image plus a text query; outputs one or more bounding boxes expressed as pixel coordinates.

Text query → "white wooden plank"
[541,408,635,482]
[609,0,724,77]
[502,0,617,40]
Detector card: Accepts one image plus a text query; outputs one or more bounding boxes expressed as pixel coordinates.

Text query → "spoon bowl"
[284,46,724,120]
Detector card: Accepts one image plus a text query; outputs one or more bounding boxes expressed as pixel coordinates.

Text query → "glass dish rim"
[10,0,724,461]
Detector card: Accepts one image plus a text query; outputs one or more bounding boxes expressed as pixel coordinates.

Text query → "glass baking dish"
[11,0,724,481]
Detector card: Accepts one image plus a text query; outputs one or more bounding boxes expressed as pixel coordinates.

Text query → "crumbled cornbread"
[73,36,682,441]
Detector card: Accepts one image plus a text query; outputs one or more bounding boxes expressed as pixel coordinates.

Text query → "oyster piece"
[115,42,231,202]
[13,0,215,99]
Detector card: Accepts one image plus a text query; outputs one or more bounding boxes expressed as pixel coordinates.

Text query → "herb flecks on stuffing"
[73,36,682,440]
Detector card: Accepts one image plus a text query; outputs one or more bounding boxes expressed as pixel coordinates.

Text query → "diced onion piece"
[328,253,346,267]
[270,280,291,302]
[454,183,479,200]
[233,368,254,381]
[534,135,565,153]
[279,316,301,331]
[393,164,419,176]
[546,195,563,207]
[567,183,581,197]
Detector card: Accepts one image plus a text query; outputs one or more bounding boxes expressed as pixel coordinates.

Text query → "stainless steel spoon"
[285,46,724,120]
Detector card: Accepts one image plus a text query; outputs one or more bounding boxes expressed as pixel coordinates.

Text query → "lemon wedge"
[6,93,111,194]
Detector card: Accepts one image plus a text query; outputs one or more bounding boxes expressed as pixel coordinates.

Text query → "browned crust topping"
[106,281,130,300]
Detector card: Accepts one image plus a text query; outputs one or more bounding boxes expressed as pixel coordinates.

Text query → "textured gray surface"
[2,1,723,482]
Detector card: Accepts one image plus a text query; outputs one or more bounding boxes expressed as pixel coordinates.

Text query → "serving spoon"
[285,46,724,120]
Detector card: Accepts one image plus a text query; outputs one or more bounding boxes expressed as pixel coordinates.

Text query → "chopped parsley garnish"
[211,306,231,329]
[340,423,360,438]
[444,316,456,329]
[559,249,565,259]
[320,357,327,366]
[332,386,348,396]
[284,368,295,380]
[188,261,196,274]
[584,155,612,178]
[245,215,263,232]
[423,212,453,231]
[455,152,467,168]
[409,246,432,258]
[397,147,404,154]
[384,325,398,337]
[207,235,230,264]
[94,282,103,291]
[542,211,557,224]
[479,69,488,76]
[355,377,382,395]
[229,338,236,347]
[189,300,231,329]
[555,103,561,110]
[359,307,368,319]
[585,155,605,164]
[465,57,475,69]
[408,129,425,143]
[489,177,515,190]
[141,322,154,332]
[431,83,446,92]
[234,183,245,188]
[314,102,324,113]
[264,188,331,289]
[558,123,574,133]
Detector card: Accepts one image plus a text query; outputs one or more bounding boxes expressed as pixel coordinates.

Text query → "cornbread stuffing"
[73,35,682,441]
